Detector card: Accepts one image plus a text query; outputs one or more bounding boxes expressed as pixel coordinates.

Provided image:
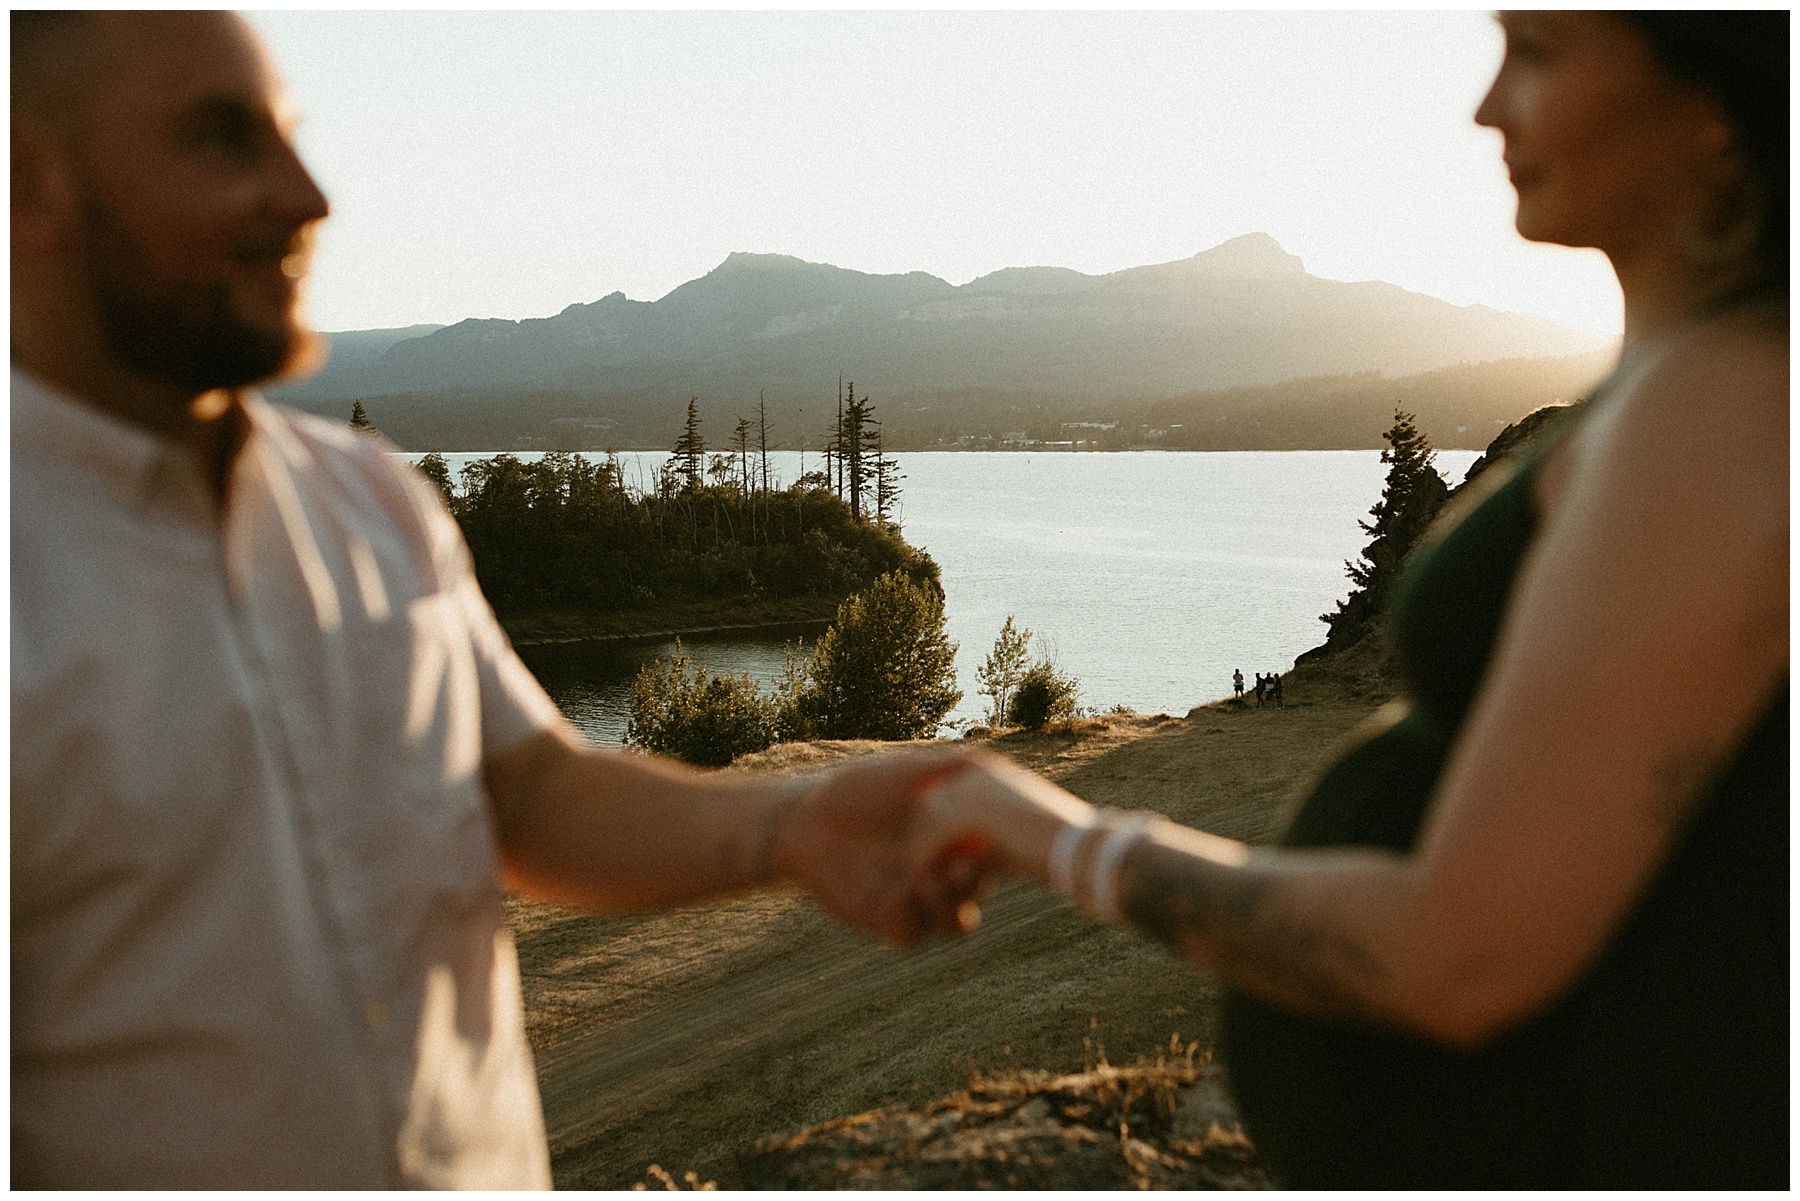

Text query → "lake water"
[408,449,1481,744]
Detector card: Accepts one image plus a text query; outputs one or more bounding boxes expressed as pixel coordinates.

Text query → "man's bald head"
[12,10,330,416]
[14,12,285,130]
[11,11,113,133]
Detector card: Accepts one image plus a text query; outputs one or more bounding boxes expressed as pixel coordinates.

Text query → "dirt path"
[512,687,1388,1188]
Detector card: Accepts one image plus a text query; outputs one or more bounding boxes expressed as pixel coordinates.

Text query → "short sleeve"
[456,567,568,759]
[406,470,568,759]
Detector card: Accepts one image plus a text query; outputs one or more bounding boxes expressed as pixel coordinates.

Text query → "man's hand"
[895,752,1101,933]
[767,747,997,948]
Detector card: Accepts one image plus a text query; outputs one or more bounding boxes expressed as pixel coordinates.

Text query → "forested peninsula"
[417,391,931,644]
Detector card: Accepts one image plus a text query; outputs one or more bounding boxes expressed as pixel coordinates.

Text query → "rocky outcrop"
[1455,400,1585,491]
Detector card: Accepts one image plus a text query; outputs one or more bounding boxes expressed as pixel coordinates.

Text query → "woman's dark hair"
[1619,11,1789,289]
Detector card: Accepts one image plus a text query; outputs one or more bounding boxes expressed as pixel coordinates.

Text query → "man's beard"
[77,193,322,393]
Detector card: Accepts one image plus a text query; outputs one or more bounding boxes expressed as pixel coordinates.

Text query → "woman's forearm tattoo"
[1119,840,1391,1025]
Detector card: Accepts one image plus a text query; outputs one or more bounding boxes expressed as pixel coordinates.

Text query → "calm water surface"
[410,450,1480,743]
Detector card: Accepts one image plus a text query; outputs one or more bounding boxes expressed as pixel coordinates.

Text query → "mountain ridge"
[275,234,1611,451]
[287,234,1602,400]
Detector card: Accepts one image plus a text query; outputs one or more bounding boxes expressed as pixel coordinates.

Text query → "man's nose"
[272,135,330,225]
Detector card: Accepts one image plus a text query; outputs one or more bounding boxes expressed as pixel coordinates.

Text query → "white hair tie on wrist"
[1086,811,1157,925]
[1048,811,1099,899]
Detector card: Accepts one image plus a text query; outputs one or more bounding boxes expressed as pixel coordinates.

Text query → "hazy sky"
[247,9,1625,338]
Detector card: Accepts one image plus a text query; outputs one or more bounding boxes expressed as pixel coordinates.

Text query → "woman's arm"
[929,316,1787,1045]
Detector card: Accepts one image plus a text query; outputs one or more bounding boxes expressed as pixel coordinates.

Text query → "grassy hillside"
[508,638,1398,1188]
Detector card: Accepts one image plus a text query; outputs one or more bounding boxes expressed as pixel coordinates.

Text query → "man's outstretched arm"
[483,726,978,947]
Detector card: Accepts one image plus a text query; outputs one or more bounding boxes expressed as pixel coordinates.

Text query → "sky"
[247,9,1625,339]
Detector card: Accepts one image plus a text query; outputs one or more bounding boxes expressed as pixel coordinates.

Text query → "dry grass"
[741,1051,1270,1190]
[511,651,1395,1188]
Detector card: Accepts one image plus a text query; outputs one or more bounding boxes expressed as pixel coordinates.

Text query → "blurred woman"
[917,12,1786,1188]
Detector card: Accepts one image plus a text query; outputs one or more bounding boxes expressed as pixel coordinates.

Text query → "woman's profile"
[914,11,1786,1188]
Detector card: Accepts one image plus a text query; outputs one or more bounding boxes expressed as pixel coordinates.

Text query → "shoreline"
[502,599,839,649]
[510,617,834,650]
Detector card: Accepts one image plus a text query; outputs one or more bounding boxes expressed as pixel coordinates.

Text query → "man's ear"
[12,116,80,253]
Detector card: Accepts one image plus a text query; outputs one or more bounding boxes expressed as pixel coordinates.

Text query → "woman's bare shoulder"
[1636,303,1787,428]
[1587,306,1786,495]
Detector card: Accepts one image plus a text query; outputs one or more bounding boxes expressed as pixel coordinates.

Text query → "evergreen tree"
[732,415,754,495]
[349,400,377,435]
[825,378,844,500]
[873,426,903,525]
[831,377,848,503]
[841,382,872,521]
[672,397,706,492]
[756,392,771,495]
[756,392,772,545]
[1321,408,1449,645]
[976,615,1033,727]
[808,381,903,523]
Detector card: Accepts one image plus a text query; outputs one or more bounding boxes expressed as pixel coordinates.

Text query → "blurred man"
[11,12,970,1187]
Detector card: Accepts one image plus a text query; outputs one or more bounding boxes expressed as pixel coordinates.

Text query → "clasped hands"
[766,747,1095,948]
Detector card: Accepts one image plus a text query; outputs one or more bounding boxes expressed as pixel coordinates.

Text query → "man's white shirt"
[11,368,564,1187]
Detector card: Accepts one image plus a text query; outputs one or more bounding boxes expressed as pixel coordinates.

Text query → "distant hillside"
[281,352,1611,455]
[1111,352,1612,452]
[307,323,446,371]
[272,235,1612,451]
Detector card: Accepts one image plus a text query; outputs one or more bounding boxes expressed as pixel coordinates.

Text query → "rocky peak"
[1186,232,1305,276]
[715,251,821,274]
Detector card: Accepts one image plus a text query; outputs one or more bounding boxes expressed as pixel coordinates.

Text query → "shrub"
[1007,661,1080,731]
[976,615,1033,728]
[626,572,963,759]
[769,638,820,744]
[790,571,961,740]
[626,640,782,766]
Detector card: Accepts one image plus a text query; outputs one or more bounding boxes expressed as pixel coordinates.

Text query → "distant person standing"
[1253,673,1267,707]
[1270,673,1284,708]
[1233,668,1245,699]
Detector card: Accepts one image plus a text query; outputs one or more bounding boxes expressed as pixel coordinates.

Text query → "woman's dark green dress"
[1221,441,1789,1189]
